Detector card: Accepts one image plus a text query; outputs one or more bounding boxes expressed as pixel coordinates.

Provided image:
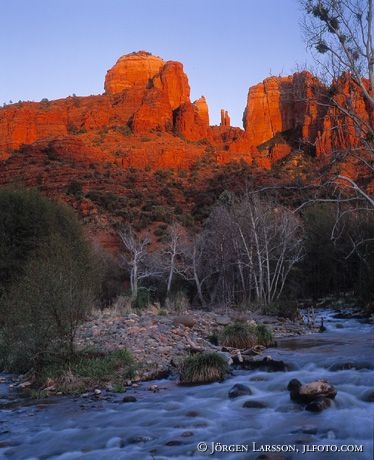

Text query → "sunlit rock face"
[0,51,371,175]
[243,71,327,148]
[104,51,165,93]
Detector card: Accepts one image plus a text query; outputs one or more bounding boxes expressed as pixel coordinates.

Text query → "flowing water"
[0,309,373,460]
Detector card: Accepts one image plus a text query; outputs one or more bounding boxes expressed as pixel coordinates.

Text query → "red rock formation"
[104,51,164,93]
[220,109,230,127]
[174,96,210,141]
[243,71,327,150]
[316,74,373,157]
[131,88,173,133]
[153,61,190,110]
[194,96,209,126]
[1,51,370,177]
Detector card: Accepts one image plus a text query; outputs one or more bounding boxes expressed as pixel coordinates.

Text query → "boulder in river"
[361,390,374,402]
[242,400,267,408]
[240,356,288,372]
[122,395,137,403]
[228,383,252,399]
[288,378,337,409]
[305,396,332,412]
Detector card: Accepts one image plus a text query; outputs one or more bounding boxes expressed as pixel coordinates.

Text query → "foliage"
[298,203,374,301]
[66,180,83,197]
[0,187,98,373]
[262,299,299,320]
[132,287,151,309]
[299,204,342,298]
[0,187,86,294]
[178,352,228,384]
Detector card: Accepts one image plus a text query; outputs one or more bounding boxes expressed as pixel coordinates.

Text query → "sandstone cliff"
[243,71,328,160]
[0,51,372,172]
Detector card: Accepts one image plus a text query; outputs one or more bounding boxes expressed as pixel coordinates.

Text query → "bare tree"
[119,229,162,301]
[301,0,374,204]
[194,195,304,308]
[232,196,304,305]
[175,233,212,307]
[161,222,189,305]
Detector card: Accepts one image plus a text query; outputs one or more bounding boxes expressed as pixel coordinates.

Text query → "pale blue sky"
[1,0,309,127]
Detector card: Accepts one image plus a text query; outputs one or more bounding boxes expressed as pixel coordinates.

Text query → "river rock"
[122,395,137,403]
[288,378,337,404]
[240,356,287,372]
[305,396,332,412]
[242,400,267,408]
[361,390,374,402]
[228,383,252,399]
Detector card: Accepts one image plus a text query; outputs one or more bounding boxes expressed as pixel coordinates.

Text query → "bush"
[0,187,87,293]
[0,187,98,372]
[262,299,299,320]
[178,352,228,384]
[66,180,83,197]
[132,287,151,309]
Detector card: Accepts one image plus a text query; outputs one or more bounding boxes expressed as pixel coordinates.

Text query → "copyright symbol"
[197,442,208,452]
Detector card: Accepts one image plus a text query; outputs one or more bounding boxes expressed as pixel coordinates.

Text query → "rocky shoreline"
[75,306,313,382]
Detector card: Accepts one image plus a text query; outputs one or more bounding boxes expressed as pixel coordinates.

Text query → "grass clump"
[220,322,275,348]
[220,322,257,348]
[178,352,228,385]
[255,324,276,347]
[40,348,136,394]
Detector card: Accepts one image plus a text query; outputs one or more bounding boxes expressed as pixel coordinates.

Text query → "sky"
[0,0,311,127]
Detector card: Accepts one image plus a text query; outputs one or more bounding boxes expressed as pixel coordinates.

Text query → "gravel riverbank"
[75,306,313,381]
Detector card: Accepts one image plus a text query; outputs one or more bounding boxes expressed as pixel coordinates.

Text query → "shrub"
[0,187,98,373]
[1,233,97,372]
[132,287,151,309]
[66,180,83,197]
[179,352,228,384]
[262,299,299,319]
[0,187,81,292]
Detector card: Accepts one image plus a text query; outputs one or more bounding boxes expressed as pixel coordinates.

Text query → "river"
[0,309,373,459]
